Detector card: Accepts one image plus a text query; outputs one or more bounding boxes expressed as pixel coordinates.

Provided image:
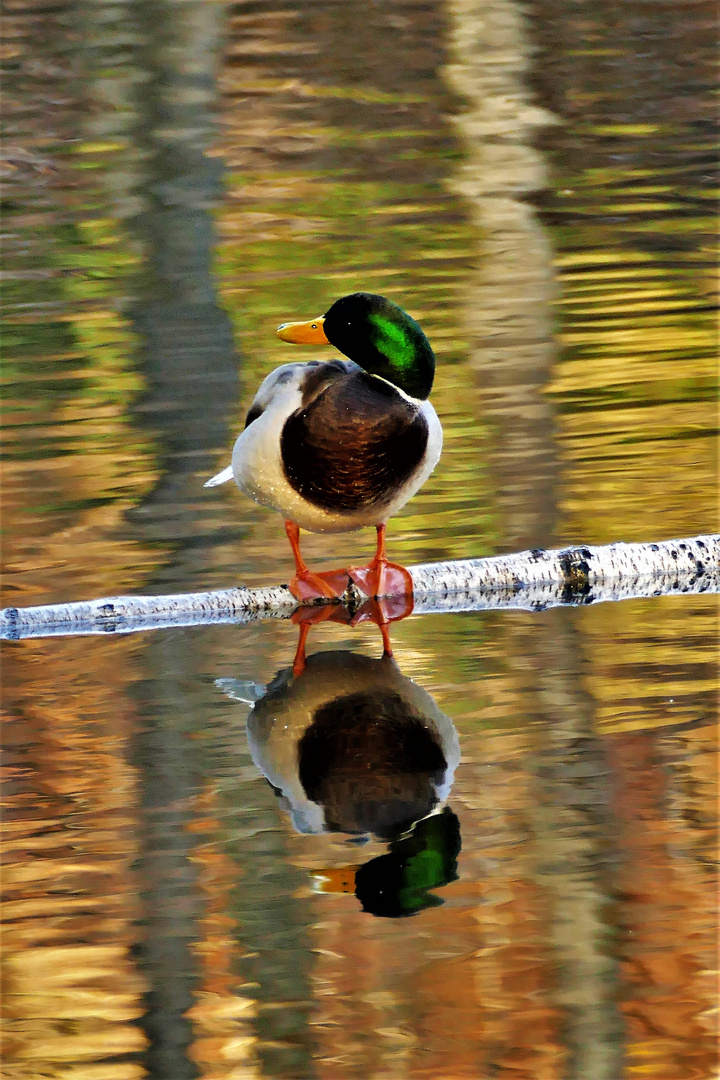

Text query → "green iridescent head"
[322,293,436,399]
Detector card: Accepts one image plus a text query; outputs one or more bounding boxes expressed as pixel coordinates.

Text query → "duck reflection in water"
[218,638,461,917]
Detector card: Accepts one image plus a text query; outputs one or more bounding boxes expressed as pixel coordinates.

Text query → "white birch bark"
[2,534,717,639]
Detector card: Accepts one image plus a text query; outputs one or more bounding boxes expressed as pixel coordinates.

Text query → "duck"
[205,292,442,604]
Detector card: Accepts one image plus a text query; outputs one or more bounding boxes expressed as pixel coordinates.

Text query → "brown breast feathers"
[281,370,428,513]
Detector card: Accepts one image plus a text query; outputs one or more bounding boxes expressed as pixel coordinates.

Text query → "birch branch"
[1,534,717,640]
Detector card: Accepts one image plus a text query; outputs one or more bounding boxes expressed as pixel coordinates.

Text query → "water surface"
[2,1,717,1078]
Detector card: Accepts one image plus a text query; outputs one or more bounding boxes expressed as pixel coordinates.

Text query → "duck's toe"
[289,568,351,603]
[348,559,414,602]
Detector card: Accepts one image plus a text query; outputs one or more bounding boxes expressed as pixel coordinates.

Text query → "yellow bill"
[277,317,329,344]
[311,866,358,894]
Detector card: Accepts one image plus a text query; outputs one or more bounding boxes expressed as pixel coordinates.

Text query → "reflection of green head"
[354,807,461,918]
[323,292,436,400]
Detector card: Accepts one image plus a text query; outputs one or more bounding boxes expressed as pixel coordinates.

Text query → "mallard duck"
[205,292,442,602]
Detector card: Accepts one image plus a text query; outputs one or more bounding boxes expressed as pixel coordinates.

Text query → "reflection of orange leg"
[290,604,353,677]
[348,523,414,604]
[346,597,413,659]
[285,521,350,602]
[290,591,412,671]
[292,620,311,677]
[378,617,394,659]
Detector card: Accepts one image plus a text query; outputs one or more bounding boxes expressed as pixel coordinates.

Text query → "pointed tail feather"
[204,465,234,488]
[215,678,266,704]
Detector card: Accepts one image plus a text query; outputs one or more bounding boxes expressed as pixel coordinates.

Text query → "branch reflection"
[220,646,461,918]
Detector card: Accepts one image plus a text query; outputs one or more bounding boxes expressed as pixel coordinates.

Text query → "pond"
[1,1,717,1078]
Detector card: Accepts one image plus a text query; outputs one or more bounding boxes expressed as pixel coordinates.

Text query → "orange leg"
[285,520,350,603]
[348,523,414,607]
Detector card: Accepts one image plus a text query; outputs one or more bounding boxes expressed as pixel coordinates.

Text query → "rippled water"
[2,1,717,1078]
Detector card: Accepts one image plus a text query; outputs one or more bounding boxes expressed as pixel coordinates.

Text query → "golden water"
[2,1,717,1077]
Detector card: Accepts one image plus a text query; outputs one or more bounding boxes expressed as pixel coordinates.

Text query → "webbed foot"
[348,559,414,603]
[288,568,350,603]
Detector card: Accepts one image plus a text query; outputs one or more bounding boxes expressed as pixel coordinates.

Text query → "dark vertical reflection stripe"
[132,638,203,1080]
[77,2,239,1076]
[125,0,240,569]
